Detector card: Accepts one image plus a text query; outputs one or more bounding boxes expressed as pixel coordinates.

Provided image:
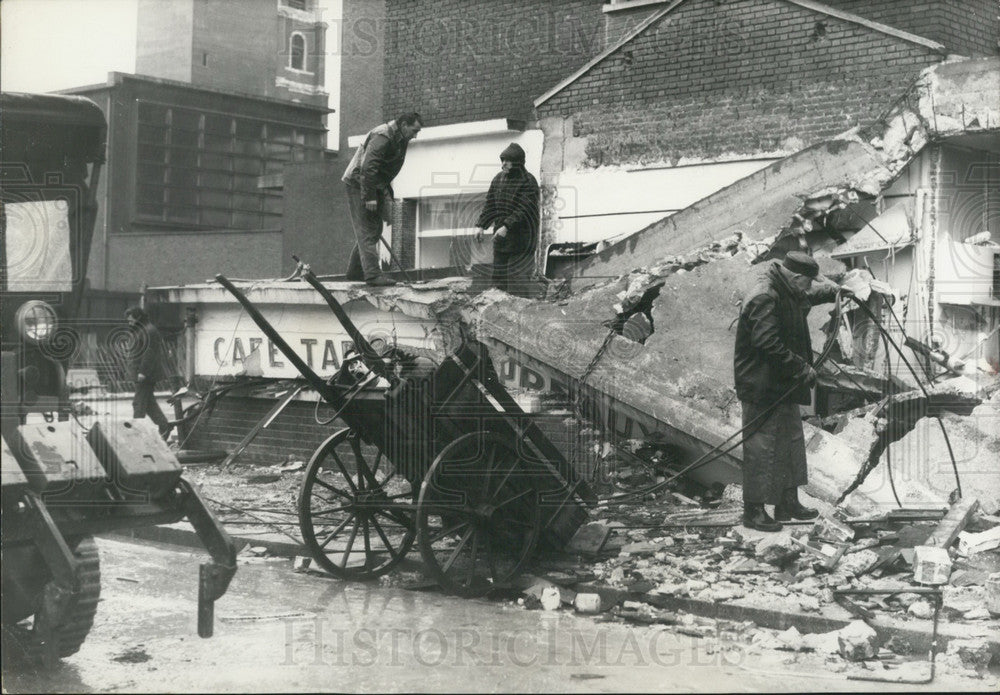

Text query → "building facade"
[332,0,998,277]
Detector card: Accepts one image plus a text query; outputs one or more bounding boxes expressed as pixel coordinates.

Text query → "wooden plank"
[925,497,980,549]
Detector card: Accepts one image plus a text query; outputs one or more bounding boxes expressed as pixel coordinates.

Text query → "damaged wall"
[535,0,949,264]
[569,58,1000,285]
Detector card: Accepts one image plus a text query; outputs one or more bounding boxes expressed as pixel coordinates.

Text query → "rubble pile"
[496,483,1000,677]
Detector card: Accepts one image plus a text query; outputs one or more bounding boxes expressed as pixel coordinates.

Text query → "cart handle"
[215,274,343,404]
[293,255,394,383]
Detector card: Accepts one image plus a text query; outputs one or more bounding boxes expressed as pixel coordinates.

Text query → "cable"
[597,288,846,507]
[882,327,902,508]
[851,299,963,498]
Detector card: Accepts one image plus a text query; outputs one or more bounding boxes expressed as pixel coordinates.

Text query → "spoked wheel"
[416,431,541,597]
[298,428,415,579]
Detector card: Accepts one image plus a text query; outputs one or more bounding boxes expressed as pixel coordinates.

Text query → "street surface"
[1,538,992,693]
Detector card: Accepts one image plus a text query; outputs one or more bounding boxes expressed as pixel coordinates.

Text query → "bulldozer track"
[3,536,102,662]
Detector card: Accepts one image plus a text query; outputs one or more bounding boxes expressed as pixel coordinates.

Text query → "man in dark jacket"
[125,306,171,440]
[474,143,539,294]
[733,252,841,531]
[342,112,422,286]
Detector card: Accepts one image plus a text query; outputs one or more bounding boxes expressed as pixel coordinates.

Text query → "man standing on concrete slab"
[474,143,539,294]
[342,112,422,287]
[734,252,841,531]
[124,306,172,441]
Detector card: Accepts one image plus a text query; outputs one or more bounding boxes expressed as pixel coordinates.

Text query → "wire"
[204,495,304,547]
[851,299,963,498]
[598,288,846,507]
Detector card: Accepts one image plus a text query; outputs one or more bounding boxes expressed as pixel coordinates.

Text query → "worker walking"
[124,306,172,441]
[733,252,841,532]
[341,112,423,286]
[474,143,539,294]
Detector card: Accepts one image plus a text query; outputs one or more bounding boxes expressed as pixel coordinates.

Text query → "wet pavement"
[3,538,992,693]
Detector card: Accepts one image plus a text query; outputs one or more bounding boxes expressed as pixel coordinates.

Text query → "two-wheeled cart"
[216,265,593,596]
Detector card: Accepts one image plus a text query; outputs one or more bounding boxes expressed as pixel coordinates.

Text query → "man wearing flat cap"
[733,251,842,531]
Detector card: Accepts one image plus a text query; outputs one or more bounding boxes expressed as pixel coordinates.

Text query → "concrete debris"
[957,526,1000,556]
[913,545,953,585]
[620,540,660,556]
[755,533,803,567]
[833,549,880,578]
[836,620,879,661]
[943,586,988,614]
[801,630,841,654]
[774,626,805,651]
[813,514,855,544]
[925,498,981,550]
[567,522,612,555]
[573,593,602,614]
[540,586,561,611]
[907,600,934,619]
[987,573,1000,616]
[945,638,993,672]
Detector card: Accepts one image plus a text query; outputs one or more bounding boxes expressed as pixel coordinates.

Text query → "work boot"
[774,487,819,521]
[365,276,396,287]
[742,503,782,532]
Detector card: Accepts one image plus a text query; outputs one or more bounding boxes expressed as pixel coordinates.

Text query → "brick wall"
[186,396,336,463]
[383,0,608,125]
[820,0,999,57]
[340,0,387,149]
[537,0,944,166]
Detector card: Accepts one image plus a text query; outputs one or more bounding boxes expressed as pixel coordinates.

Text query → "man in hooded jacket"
[733,251,844,531]
[474,143,539,294]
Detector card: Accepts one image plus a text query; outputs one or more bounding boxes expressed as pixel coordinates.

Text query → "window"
[284,0,308,9]
[289,33,306,71]
[417,194,487,269]
[135,101,323,230]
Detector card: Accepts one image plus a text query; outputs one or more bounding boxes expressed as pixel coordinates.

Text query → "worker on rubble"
[733,252,844,532]
[474,143,539,294]
[342,112,423,286]
[124,306,172,441]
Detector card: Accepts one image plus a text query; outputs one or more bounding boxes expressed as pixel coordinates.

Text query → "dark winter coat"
[128,321,166,383]
[475,165,539,256]
[734,263,836,405]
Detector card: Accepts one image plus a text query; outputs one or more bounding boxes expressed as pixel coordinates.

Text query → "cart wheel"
[298,428,415,579]
[416,431,540,597]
